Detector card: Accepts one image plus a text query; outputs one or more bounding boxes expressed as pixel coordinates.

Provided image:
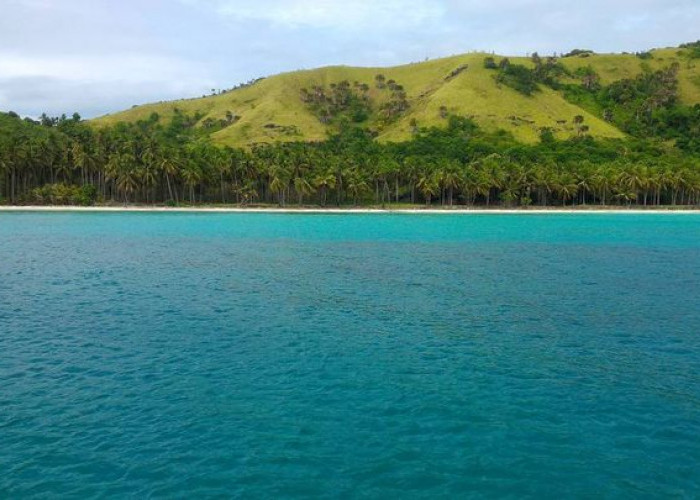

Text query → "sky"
[2,0,699,118]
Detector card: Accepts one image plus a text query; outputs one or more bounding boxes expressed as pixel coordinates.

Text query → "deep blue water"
[1,212,699,498]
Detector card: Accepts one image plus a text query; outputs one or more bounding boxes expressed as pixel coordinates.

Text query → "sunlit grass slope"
[93,47,700,146]
[557,48,700,103]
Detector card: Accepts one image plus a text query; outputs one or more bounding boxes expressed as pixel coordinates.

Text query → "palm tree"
[346,170,369,206]
[403,156,421,204]
[440,161,461,207]
[160,153,180,204]
[212,149,231,204]
[111,152,139,205]
[529,164,554,206]
[471,168,492,205]
[613,188,637,206]
[554,172,578,206]
[500,178,521,207]
[180,160,202,204]
[269,166,289,206]
[622,164,647,206]
[592,164,619,206]
[417,172,438,206]
[0,152,8,201]
[502,162,526,206]
[140,164,157,204]
[71,141,87,185]
[314,169,336,207]
[294,176,313,206]
[117,169,139,204]
[477,154,505,205]
[574,161,595,205]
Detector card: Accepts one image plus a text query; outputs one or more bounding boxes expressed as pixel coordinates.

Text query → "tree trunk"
[220,173,226,204]
[11,167,16,203]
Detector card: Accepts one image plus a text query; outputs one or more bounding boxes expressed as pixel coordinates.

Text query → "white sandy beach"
[0,206,698,214]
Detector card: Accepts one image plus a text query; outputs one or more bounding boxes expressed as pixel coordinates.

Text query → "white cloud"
[3,0,700,117]
[0,52,209,84]
[0,51,214,117]
[7,0,56,8]
[187,0,444,30]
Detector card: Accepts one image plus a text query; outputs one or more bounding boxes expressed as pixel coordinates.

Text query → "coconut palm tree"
[294,176,313,205]
[439,160,461,206]
[160,153,180,204]
[111,152,139,204]
[180,160,202,204]
[314,169,336,207]
[529,164,554,206]
[554,172,578,206]
[417,172,438,206]
[471,168,492,206]
[140,163,157,204]
[346,170,369,206]
[269,166,289,206]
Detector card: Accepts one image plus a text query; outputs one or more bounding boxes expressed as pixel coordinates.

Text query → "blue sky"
[2,0,699,117]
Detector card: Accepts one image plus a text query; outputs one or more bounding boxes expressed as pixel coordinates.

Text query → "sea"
[1,212,699,497]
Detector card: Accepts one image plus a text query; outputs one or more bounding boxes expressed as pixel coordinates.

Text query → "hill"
[3,39,700,209]
[92,46,700,146]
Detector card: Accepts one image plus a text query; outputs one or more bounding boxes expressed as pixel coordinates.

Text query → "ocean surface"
[1,212,699,498]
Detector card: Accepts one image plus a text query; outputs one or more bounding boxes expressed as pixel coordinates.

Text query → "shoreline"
[1,205,699,214]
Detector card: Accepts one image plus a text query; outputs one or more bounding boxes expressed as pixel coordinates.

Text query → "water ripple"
[1,213,699,497]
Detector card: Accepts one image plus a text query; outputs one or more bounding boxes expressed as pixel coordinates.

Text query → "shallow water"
[1,213,699,497]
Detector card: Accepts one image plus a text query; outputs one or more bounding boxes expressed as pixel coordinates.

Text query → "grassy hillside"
[92,47,700,147]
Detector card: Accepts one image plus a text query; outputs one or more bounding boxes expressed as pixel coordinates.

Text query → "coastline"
[1,205,699,214]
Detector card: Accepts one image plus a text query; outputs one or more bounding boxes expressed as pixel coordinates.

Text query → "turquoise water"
[1,213,699,497]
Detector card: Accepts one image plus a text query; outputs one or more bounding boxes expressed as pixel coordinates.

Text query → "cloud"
[0,52,214,117]
[6,0,56,8]
[0,52,207,83]
[187,0,444,30]
[3,0,700,117]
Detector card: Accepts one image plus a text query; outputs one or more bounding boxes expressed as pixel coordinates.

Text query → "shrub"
[30,184,97,206]
[496,64,539,96]
[539,127,556,144]
[563,49,594,58]
[483,57,498,70]
[76,185,97,206]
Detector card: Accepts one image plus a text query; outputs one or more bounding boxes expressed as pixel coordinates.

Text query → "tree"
[180,160,202,204]
[294,176,313,205]
[314,169,336,207]
[573,115,587,136]
[2,93,699,210]
[483,57,498,70]
[417,171,438,206]
[554,172,579,206]
[346,170,369,205]
[375,74,386,89]
[269,167,289,206]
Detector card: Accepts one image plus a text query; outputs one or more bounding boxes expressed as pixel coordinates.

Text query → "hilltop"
[92,46,700,146]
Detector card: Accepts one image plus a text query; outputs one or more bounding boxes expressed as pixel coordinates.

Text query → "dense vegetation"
[2,43,700,208]
[299,76,409,132]
[561,63,700,148]
[482,50,700,155]
[1,110,698,207]
[485,54,569,96]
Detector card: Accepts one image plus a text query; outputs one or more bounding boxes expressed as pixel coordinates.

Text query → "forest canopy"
[1,110,698,208]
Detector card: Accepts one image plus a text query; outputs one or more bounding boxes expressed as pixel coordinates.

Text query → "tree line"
[1,111,698,207]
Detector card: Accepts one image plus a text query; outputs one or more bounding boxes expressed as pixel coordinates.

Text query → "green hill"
[92,46,700,146]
